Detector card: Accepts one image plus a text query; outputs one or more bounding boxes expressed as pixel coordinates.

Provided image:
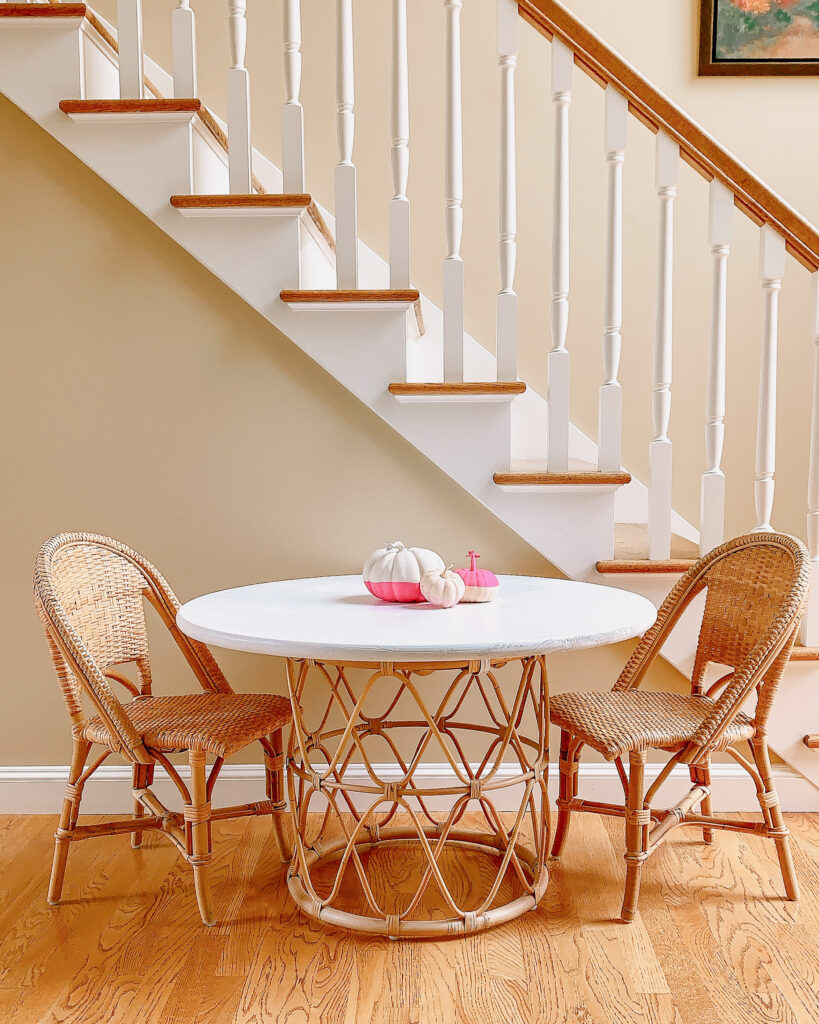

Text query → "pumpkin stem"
[468,550,480,571]
[444,564,455,576]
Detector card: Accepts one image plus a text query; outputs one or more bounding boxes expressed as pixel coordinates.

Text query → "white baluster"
[496,0,518,382]
[443,0,464,381]
[282,0,305,194]
[547,39,573,471]
[598,86,627,472]
[227,0,252,194]
[802,274,819,644]
[754,226,785,532]
[117,0,144,100]
[335,0,358,288]
[699,180,733,555]
[390,0,410,289]
[172,1,197,99]
[648,132,679,560]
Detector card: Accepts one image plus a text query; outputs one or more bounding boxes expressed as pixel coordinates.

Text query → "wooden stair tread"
[171,194,336,255]
[281,289,420,303]
[494,459,630,486]
[389,382,526,397]
[60,99,201,115]
[789,646,819,662]
[171,194,312,210]
[596,523,699,574]
[0,4,86,17]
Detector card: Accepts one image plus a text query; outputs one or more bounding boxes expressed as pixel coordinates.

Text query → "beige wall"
[4,0,812,768]
[1,93,684,767]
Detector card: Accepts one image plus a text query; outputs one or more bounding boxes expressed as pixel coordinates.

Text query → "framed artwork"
[700,0,819,74]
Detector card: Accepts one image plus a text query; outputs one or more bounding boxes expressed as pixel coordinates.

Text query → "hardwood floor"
[1,812,818,1023]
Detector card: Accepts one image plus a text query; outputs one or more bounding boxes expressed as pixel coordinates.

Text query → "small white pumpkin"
[419,565,465,609]
[363,541,445,602]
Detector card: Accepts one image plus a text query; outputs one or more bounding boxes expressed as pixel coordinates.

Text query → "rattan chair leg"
[131,763,154,849]
[188,750,215,926]
[48,738,91,905]
[621,749,648,923]
[551,729,574,859]
[690,759,714,844]
[265,729,290,863]
[751,738,799,900]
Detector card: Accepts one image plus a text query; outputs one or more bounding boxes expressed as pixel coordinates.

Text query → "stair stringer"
[1,15,816,795]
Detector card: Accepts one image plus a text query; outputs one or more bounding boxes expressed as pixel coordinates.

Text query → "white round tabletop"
[176,575,656,664]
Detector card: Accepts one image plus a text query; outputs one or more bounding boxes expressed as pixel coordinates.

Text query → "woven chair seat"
[550,690,755,761]
[82,692,291,758]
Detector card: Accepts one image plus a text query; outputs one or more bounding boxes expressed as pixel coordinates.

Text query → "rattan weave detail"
[82,692,290,758]
[550,690,755,760]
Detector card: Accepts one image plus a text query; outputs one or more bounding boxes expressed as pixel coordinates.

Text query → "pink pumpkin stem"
[468,550,480,572]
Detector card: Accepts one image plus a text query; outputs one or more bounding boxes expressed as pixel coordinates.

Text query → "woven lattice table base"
[284,656,550,938]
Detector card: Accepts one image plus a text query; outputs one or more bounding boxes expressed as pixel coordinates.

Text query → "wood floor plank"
[0,812,817,1024]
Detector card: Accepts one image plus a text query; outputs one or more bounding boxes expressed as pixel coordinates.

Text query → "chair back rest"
[44,536,154,693]
[691,537,806,694]
[615,533,810,756]
[34,532,231,761]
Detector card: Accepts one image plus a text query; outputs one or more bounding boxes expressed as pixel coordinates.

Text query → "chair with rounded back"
[549,532,810,922]
[33,532,291,926]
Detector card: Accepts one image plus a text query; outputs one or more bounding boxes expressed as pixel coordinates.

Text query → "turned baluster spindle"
[390,0,410,289]
[598,86,627,473]
[117,0,144,100]
[648,132,679,560]
[699,180,733,555]
[547,39,573,471]
[496,0,518,382]
[172,1,197,99]
[335,0,358,288]
[443,0,464,382]
[282,0,305,194]
[755,225,786,533]
[227,0,252,194]
[803,274,819,644]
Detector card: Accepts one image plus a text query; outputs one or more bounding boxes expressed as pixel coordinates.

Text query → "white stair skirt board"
[1,761,815,815]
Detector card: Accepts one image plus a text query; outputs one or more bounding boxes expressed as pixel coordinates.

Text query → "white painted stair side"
[0,15,630,582]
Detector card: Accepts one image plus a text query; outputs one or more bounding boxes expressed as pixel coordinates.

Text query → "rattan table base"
[284,655,550,939]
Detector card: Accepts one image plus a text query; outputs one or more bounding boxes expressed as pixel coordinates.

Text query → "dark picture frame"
[700,0,819,75]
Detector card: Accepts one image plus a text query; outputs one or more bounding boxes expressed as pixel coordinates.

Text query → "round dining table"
[177,574,656,939]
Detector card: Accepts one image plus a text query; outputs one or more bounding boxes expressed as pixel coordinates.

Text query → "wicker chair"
[550,532,810,922]
[33,532,291,926]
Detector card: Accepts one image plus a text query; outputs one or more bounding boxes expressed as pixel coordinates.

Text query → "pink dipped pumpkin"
[363,541,445,602]
[454,551,500,603]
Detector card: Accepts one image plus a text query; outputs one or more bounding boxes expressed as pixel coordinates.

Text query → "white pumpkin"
[363,541,445,602]
[419,565,465,609]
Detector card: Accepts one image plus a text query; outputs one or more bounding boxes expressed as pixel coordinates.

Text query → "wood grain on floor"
[0,812,817,1024]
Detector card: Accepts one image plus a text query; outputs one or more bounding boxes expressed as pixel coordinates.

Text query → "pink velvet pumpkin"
[454,551,499,603]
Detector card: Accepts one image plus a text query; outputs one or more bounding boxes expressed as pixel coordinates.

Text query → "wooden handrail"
[518,0,819,272]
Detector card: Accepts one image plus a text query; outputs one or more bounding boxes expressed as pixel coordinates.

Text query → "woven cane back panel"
[691,543,795,692]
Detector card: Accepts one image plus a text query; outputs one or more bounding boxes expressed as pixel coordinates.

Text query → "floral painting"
[701,0,819,73]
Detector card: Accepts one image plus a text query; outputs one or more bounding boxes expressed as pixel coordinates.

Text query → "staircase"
[1,0,817,792]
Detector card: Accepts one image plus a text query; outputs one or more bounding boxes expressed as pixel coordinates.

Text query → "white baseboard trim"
[1,761,816,814]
